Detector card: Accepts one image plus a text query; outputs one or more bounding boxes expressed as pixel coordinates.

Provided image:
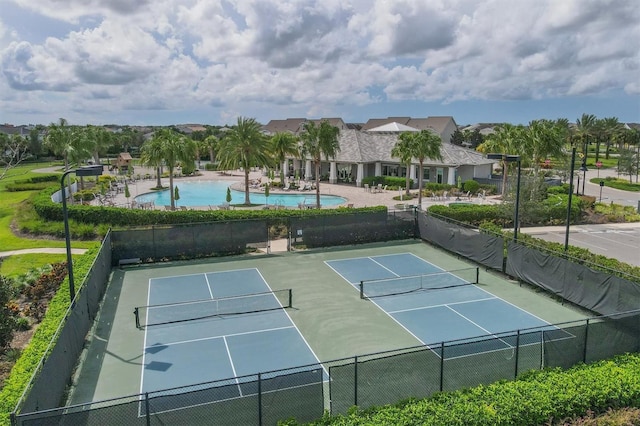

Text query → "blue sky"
[1,0,638,127]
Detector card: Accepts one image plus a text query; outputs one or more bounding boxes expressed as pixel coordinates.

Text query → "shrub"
[463,179,480,194]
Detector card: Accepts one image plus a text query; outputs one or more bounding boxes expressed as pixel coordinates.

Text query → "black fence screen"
[14,232,112,415]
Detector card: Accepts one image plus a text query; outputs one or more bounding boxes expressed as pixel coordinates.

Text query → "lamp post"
[487,153,521,241]
[579,161,588,196]
[564,147,577,252]
[61,165,103,302]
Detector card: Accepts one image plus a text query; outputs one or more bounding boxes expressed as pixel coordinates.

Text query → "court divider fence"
[111,209,417,265]
[13,309,640,425]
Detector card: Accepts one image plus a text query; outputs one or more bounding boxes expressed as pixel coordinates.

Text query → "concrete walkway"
[0,248,87,258]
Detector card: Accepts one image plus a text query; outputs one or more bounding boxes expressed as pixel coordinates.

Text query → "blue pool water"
[134,181,347,207]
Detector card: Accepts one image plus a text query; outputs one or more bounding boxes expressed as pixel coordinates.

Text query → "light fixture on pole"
[564,147,577,252]
[579,161,588,196]
[61,165,104,302]
[487,153,521,241]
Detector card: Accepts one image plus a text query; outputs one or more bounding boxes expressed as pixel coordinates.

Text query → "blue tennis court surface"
[326,253,572,357]
[140,268,323,413]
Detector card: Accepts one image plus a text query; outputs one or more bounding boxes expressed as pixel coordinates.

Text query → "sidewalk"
[0,248,87,258]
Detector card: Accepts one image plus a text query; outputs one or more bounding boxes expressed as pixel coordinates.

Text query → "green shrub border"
[295,353,640,426]
[0,247,98,425]
[32,186,388,228]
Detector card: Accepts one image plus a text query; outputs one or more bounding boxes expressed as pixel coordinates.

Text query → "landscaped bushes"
[288,353,640,426]
[0,247,99,426]
[362,176,412,189]
[4,175,58,192]
[428,204,507,226]
[32,187,388,228]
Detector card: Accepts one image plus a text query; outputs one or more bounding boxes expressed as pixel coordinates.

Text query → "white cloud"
[0,0,638,124]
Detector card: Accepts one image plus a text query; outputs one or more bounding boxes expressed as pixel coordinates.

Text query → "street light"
[579,161,588,196]
[487,153,521,241]
[564,147,577,252]
[61,165,103,302]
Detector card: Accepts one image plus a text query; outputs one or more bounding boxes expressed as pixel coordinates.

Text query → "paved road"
[580,167,639,209]
[0,248,87,258]
[521,222,640,268]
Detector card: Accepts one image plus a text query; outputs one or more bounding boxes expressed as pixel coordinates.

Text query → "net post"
[134,307,140,329]
[359,281,364,299]
[288,289,292,308]
[475,267,479,284]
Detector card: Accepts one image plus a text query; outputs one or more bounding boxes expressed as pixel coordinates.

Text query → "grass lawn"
[0,162,98,276]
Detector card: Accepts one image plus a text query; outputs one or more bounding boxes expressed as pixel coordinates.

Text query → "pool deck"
[95,166,499,211]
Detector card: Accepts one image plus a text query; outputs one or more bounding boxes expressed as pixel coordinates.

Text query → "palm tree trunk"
[156,167,162,188]
[169,171,175,210]
[315,162,321,208]
[501,160,508,198]
[244,168,250,205]
[417,162,424,205]
[405,162,411,196]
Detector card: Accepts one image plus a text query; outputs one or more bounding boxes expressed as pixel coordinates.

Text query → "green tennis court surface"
[70,240,589,414]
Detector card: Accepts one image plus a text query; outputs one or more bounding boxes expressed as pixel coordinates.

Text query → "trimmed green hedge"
[0,247,99,425]
[5,175,59,192]
[290,353,640,426]
[362,176,412,189]
[32,187,388,228]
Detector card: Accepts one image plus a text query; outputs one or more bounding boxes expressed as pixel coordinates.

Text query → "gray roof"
[331,130,491,167]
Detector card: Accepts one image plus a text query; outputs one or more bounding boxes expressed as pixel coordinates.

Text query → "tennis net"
[359,267,479,299]
[134,289,293,328]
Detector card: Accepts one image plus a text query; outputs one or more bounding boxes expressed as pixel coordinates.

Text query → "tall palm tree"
[140,129,195,210]
[600,117,623,161]
[392,131,417,196]
[140,136,164,189]
[270,132,299,178]
[217,117,271,205]
[300,120,341,208]
[477,124,524,197]
[67,127,96,190]
[575,114,597,161]
[202,135,218,167]
[45,118,72,171]
[525,119,566,179]
[412,130,443,206]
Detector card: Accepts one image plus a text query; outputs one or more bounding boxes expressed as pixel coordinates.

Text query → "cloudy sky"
[1,0,638,126]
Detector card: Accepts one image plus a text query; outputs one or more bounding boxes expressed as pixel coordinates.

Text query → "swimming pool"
[134,181,347,207]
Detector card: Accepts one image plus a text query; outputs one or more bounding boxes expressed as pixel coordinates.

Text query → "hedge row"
[4,175,59,192]
[361,176,412,189]
[32,187,388,227]
[290,353,640,426]
[0,247,99,426]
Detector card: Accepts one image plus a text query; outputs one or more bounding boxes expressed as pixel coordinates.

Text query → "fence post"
[583,319,590,363]
[258,373,262,426]
[145,393,150,426]
[354,356,358,407]
[439,342,445,392]
[514,330,520,379]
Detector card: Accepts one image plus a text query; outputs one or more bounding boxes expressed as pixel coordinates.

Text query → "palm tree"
[202,135,219,168]
[391,131,417,196]
[300,120,341,208]
[217,117,271,205]
[270,132,299,178]
[477,124,524,197]
[140,129,195,210]
[575,114,597,161]
[525,119,566,179]
[140,136,164,189]
[600,117,623,161]
[412,130,443,206]
[45,118,72,171]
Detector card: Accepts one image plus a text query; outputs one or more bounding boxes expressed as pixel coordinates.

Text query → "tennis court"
[326,253,572,357]
[138,268,323,414]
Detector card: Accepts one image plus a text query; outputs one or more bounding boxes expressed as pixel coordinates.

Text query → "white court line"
[203,273,214,299]
[146,325,296,349]
[254,269,328,379]
[223,336,243,396]
[139,278,154,396]
[369,257,402,276]
[444,305,514,349]
[388,296,497,315]
[324,260,359,285]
